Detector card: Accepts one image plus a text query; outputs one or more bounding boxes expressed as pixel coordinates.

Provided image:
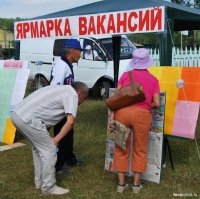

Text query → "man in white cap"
[84,45,101,61]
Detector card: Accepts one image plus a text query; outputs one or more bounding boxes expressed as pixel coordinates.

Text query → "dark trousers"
[54,117,76,171]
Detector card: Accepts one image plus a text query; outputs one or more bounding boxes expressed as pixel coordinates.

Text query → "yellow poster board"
[149,67,200,139]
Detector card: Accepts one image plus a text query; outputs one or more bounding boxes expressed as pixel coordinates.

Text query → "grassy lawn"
[0,82,200,199]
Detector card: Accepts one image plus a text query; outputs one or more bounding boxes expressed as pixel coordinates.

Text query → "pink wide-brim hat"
[129,48,153,70]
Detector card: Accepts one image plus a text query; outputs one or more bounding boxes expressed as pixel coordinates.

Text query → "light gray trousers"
[11,112,57,192]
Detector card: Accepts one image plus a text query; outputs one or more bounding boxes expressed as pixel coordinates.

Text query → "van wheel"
[34,76,49,90]
[101,81,111,100]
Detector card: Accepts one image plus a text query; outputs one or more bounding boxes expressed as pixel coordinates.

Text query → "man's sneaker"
[43,185,70,195]
[132,184,143,193]
[56,169,69,176]
[162,163,166,168]
[35,185,41,189]
[117,183,129,193]
[66,159,84,167]
[35,182,41,189]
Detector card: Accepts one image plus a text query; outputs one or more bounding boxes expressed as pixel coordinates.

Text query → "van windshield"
[98,37,136,60]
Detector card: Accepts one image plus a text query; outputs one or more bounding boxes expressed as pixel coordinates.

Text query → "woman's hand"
[108,121,115,133]
[151,93,160,108]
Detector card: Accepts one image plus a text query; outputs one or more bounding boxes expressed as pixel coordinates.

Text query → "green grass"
[0,82,200,198]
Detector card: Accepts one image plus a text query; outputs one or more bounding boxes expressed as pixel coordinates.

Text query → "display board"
[0,60,29,144]
[105,90,165,184]
[149,67,200,139]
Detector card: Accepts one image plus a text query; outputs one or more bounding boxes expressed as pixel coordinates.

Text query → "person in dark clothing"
[50,39,85,174]
[0,44,4,60]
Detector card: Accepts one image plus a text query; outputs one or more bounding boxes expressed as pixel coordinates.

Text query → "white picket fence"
[149,47,200,67]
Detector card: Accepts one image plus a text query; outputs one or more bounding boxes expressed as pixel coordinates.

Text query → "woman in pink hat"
[112,48,160,194]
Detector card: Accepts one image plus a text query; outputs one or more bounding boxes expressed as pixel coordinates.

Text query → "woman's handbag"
[106,71,146,111]
[107,120,131,151]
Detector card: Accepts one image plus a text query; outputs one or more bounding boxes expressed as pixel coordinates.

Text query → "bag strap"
[128,71,135,83]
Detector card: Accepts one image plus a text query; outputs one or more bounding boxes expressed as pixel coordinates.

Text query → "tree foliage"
[172,0,200,8]
[0,17,25,32]
[194,0,200,8]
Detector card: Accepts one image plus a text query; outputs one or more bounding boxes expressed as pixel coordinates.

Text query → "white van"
[19,35,136,98]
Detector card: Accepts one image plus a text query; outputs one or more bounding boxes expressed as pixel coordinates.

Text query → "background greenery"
[0,81,200,199]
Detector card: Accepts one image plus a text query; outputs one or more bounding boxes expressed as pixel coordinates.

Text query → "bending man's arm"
[52,114,75,145]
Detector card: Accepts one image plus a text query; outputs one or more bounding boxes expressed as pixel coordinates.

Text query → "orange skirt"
[112,106,152,173]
